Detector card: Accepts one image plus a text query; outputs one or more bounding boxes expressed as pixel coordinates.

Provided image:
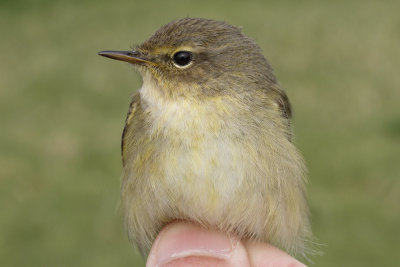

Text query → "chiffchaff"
[99,18,312,259]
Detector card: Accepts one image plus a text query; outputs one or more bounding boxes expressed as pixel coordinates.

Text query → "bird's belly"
[143,133,268,238]
[161,135,246,214]
[123,118,308,256]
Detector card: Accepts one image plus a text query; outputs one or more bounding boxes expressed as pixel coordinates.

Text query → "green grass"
[1,0,399,266]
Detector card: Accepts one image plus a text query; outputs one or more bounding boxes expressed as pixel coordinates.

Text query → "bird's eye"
[172,51,193,67]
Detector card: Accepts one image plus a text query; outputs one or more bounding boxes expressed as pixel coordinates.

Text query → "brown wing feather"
[277,90,292,119]
[121,93,141,159]
[267,83,293,141]
[268,83,292,119]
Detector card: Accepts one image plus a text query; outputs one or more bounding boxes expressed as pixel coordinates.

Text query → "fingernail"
[154,222,233,267]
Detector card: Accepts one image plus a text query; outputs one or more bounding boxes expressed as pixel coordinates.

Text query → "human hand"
[146,221,306,267]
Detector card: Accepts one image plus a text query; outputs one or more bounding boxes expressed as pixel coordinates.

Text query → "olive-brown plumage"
[99,18,312,258]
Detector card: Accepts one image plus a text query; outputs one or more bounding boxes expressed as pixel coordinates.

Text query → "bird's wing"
[121,92,141,160]
[270,83,292,119]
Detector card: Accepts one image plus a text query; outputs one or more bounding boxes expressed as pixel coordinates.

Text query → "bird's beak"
[97,50,150,65]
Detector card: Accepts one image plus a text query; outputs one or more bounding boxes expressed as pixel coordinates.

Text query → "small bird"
[99,18,311,258]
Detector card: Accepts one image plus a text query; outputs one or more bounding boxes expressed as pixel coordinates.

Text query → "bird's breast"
[137,82,250,209]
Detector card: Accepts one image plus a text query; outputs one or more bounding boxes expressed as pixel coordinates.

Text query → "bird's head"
[98,18,279,101]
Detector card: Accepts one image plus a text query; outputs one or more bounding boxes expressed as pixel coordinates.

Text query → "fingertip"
[146,222,250,267]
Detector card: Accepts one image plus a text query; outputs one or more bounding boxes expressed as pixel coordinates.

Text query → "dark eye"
[173,51,192,67]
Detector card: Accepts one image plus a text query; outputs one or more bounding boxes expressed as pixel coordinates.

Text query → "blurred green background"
[1,0,399,266]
